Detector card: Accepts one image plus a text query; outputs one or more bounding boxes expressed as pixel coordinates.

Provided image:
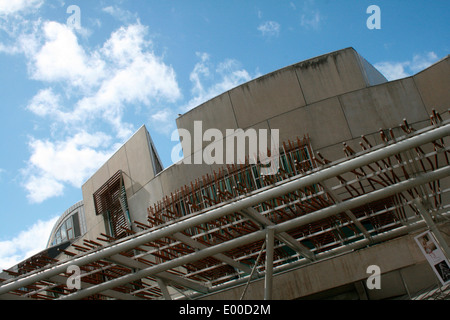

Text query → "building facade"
[1,48,449,300]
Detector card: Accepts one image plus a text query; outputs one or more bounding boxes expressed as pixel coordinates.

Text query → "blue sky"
[0,0,448,270]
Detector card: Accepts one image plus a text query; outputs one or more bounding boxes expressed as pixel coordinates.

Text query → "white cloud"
[0,7,42,55]
[26,23,181,134]
[151,109,173,123]
[7,14,255,202]
[373,61,410,81]
[102,24,150,66]
[149,108,178,135]
[300,11,322,30]
[102,5,138,24]
[258,21,280,37]
[23,174,65,204]
[71,24,181,138]
[375,52,439,81]
[27,88,61,117]
[17,22,183,202]
[149,53,258,136]
[0,42,20,54]
[182,52,256,112]
[0,0,43,16]
[23,131,114,203]
[0,216,58,270]
[410,52,439,73]
[30,21,105,89]
[299,0,322,30]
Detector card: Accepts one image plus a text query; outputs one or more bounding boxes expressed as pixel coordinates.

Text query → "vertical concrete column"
[264,227,275,300]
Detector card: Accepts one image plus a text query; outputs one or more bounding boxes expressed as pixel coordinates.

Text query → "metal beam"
[241,208,315,261]
[52,273,143,300]
[0,293,31,300]
[1,123,447,297]
[320,183,373,242]
[107,254,209,294]
[156,278,171,300]
[189,215,444,300]
[264,227,274,300]
[57,166,449,300]
[240,241,266,300]
[172,232,252,274]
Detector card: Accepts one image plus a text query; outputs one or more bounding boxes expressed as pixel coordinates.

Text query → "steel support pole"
[264,227,275,300]
[156,278,172,300]
[240,241,265,300]
[187,217,436,300]
[0,123,448,297]
[57,167,449,300]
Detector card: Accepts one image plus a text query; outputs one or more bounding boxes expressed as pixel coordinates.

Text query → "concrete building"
[1,48,449,300]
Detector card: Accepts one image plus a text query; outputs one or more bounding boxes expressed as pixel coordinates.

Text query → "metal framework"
[0,110,449,300]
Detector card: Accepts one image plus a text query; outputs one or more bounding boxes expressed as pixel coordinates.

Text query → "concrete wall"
[339,77,429,138]
[80,125,158,239]
[176,48,375,160]
[127,48,448,228]
[356,52,388,86]
[75,49,449,239]
[28,47,448,301]
[413,55,450,115]
[200,224,450,300]
[173,48,442,175]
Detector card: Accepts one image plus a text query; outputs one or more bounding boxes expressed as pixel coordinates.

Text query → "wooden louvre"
[93,170,130,239]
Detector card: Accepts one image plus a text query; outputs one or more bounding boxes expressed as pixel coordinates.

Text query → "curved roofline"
[46,200,84,248]
[176,47,357,120]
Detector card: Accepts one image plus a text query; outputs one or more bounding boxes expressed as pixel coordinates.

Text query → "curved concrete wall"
[81,48,449,238]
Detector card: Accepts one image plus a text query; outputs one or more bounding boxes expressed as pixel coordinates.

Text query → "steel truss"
[1,110,449,300]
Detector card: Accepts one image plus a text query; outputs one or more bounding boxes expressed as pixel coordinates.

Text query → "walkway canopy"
[1,112,449,300]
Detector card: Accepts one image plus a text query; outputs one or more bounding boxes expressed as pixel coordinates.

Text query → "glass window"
[55,230,61,244]
[67,228,74,240]
[66,216,73,229]
[60,223,67,240]
[52,214,80,246]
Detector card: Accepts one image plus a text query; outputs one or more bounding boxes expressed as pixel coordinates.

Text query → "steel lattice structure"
[0,111,449,300]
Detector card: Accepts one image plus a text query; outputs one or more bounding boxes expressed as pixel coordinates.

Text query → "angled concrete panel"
[268,97,352,150]
[413,56,450,114]
[340,78,429,138]
[81,178,107,239]
[176,93,239,157]
[128,177,164,226]
[295,48,367,104]
[159,154,214,197]
[356,52,388,86]
[107,145,133,196]
[229,68,306,128]
[124,126,156,195]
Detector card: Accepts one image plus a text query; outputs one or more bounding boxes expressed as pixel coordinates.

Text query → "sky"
[0,0,448,270]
